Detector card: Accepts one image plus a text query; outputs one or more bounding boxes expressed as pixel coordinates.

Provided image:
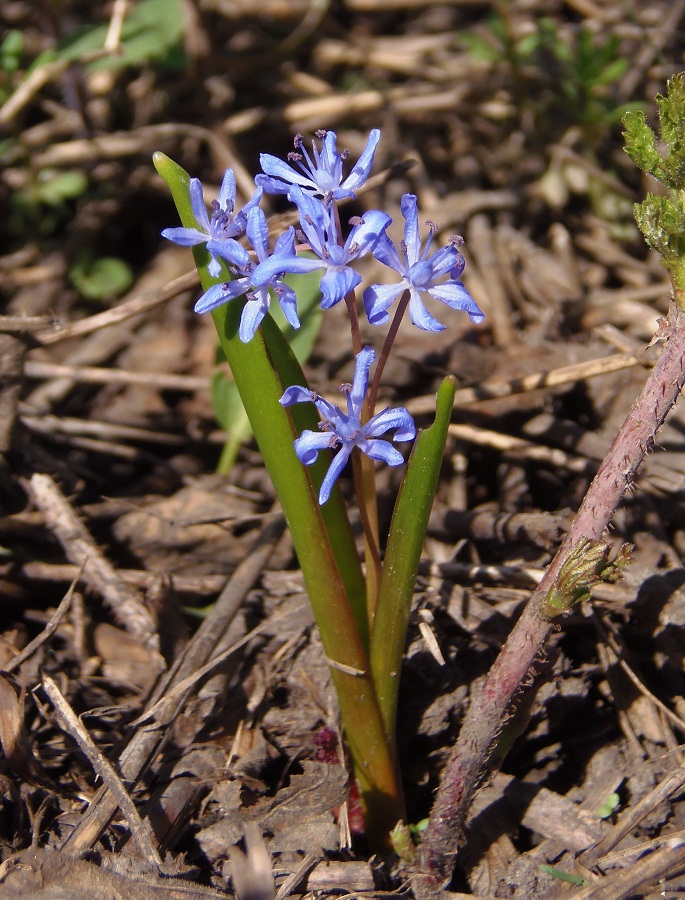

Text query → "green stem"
[352,449,382,626]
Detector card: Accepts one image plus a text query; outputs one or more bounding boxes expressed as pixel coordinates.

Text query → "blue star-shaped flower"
[364,194,485,332]
[252,187,391,310]
[161,168,262,277]
[280,346,416,504]
[257,129,381,201]
[194,207,300,343]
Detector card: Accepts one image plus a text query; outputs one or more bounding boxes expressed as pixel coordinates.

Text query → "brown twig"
[406,351,644,415]
[3,567,82,674]
[33,270,198,346]
[42,675,163,871]
[418,303,685,887]
[25,473,164,668]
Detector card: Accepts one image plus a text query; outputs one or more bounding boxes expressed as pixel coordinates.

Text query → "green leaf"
[370,376,457,743]
[69,255,134,301]
[35,169,89,205]
[210,357,252,474]
[539,865,587,886]
[54,0,185,71]
[597,792,620,819]
[0,30,23,72]
[593,57,629,88]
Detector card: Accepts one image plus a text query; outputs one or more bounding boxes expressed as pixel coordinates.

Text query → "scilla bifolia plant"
[154,130,484,846]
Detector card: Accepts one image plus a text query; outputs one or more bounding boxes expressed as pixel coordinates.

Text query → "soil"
[2,1,685,898]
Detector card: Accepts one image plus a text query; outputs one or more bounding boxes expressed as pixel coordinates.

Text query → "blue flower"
[195,207,300,343]
[252,187,391,310]
[256,129,381,201]
[280,346,416,504]
[363,194,485,332]
[162,169,262,277]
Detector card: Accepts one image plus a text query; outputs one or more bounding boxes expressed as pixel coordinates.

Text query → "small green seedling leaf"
[69,255,134,301]
[539,865,587,886]
[35,169,89,206]
[390,821,416,863]
[597,792,620,820]
[0,30,23,73]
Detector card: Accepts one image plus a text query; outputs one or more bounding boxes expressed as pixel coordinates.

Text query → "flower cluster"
[162,128,485,501]
[281,346,416,504]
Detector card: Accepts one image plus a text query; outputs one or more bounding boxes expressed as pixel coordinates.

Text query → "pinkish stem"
[418,303,685,887]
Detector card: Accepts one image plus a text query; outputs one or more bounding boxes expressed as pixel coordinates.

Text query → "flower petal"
[427,245,461,279]
[320,266,360,309]
[161,226,207,247]
[274,225,296,257]
[276,283,300,330]
[253,253,323,286]
[400,194,421,262]
[319,446,352,504]
[341,129,381,193]
[239,294,268,342]
[363,281,407,325]
[217,169,237,210]
[280,385,316,406]
[294,429,337,465]
[345,210,391,258]
[289,186,329,252]
[206,238,251,269]
[238,186,264,226]
[246,206,269,261]
[364,406,416,442]
[194,278,250,314]
[189,178,210,232]
[428,283,485,323]
[407,288,446,332]
[358,439,405,466]
[349,346,375,414]
[257,156,316,194]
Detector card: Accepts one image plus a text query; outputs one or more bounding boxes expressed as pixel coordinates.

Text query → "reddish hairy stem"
[418,304,685,887]
[366,290,411,416]
[351,448,382,620]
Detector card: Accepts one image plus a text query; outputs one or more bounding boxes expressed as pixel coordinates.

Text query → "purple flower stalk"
[257,129,380,201]
[253,187,391,310]
[194,207,300,343]
[162,169,262,277]
[280,346,416,504]
[364,193,485,332]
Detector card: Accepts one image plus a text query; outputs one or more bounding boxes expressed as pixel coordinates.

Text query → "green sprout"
[544,539,633,618]
[624,73,685,300]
